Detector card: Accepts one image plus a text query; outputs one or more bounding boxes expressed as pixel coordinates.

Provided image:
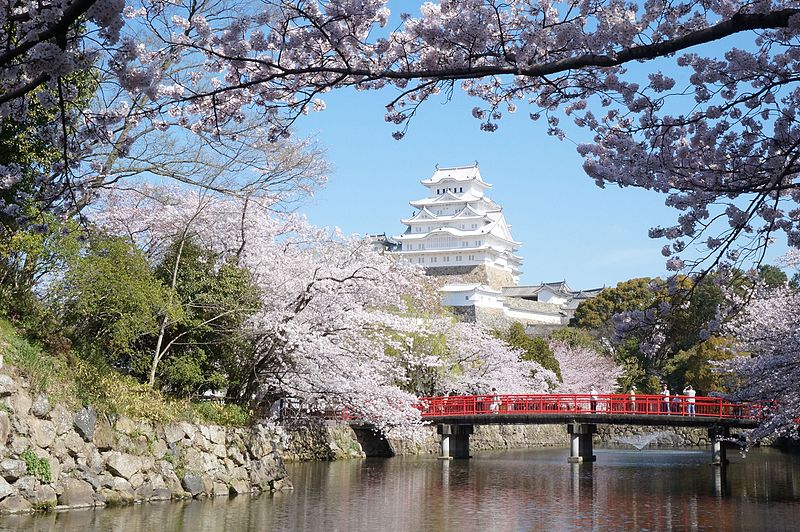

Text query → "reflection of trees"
[4,449,798,531]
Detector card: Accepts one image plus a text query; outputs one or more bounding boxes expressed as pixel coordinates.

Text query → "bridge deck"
[416,393,764,429]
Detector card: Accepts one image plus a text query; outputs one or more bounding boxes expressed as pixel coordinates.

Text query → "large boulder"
[134,481,153,502]
[64,431,88,458]
[58,478,95,508]
[105,452,141,480]
[181,474,204,497]
[229,479,252,495]
[247,425,278,459]
[0,459,27,482]
[8,390,32,421]
[0,412,10,447]
[249,456,286,490]
[29,419,56,448]
[210,443,227,459]
[151,487,172,501]
[163,424,184,444]
[101,477,134,506]
[0,495,32,513]
[93,416,115,451]
[211,482,229,497]
[31,395,51,419]
[227,446,245,466]
[113,416,137,435]
[0,375,15,397]
[73,406,97,442]
[0,476,13,501]
[30,485,57,509]
[50,404,73,436]
[200,425,227,446]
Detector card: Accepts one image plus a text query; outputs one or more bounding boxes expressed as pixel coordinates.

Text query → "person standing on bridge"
[683,385,696,416]
[628,386,637,413]
[590,385,598,413]
[660,384,671,414]
[490,388,500,414]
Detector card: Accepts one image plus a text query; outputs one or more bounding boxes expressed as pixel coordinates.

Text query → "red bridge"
[413,393,764,464]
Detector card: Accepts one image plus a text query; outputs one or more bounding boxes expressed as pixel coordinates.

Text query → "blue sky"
[292,87,679,289]
[292,66,786,289]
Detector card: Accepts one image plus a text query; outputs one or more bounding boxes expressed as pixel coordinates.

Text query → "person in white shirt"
[628,385,637,413]
[660,384,671,414]
[683,385,696,415]
[590,385,599,413]
[490,388,500,413]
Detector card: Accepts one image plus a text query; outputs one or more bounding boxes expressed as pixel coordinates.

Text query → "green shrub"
[21,449,51,483]
[193,401,253,427]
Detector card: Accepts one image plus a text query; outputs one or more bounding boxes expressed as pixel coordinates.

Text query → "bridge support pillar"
[437,424,473,459]
[567,423,597,463]
[709,426,730,466]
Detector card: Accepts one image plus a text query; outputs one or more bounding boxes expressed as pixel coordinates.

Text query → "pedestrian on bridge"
[628,386,637,413]
[590,385,598,413]
[683,385,696,416]
[490,388,500,413]
[660,384,671,414]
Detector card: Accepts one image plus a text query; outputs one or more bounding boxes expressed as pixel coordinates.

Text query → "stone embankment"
[596,424,718,446]
[0,372,288,515]
[284,421,732,461]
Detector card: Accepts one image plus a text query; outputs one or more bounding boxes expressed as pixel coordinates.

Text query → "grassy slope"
[0,318,251,426]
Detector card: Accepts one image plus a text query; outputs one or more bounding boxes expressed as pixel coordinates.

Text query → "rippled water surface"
[2,447,800,531]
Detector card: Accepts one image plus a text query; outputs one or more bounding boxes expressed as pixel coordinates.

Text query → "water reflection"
[1,448,799,531]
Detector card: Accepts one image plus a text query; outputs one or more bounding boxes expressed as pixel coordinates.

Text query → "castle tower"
[394,164,522,289]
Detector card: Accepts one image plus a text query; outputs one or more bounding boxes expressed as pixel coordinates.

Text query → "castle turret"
[394,164,522,287]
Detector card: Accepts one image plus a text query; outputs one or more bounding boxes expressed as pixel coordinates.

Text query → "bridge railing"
[415,394,767,420]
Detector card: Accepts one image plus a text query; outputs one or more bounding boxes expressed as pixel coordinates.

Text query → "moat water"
[2,446,800,531]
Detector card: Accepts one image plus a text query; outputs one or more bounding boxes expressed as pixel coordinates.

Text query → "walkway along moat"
[414,393,764,464]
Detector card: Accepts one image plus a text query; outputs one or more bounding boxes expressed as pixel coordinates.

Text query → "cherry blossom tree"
[550,340,623,394]
[721,254,800,444]
[6,0,800,273]
[93,186,549,433]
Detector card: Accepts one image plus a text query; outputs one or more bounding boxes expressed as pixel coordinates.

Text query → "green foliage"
[21,449,51,483]
[0,318,72,400]
[497,322,562,382]
[0,68,98,230]
[55,233,179,365]
[570,278,656,331]
[1,213,81,354]
[757,264,788,289]
[549,327,606,353]
[570,275,730,388]
[151,239,260,396]
[663,337,737,394]
[69,356,197,423]
[192,401,253,427]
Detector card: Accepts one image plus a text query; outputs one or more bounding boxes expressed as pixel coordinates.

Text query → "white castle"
[395,163,522,282]
[384,163,602,329]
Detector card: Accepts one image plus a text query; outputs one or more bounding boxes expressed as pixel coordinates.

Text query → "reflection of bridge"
[415,394,764,464]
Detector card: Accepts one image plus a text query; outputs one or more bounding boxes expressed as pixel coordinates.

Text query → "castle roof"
[421,164,490,187]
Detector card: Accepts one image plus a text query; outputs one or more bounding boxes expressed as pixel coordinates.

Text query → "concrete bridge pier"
[567,423,597,463]
[709,426,731,466]
[437,424,474,459]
